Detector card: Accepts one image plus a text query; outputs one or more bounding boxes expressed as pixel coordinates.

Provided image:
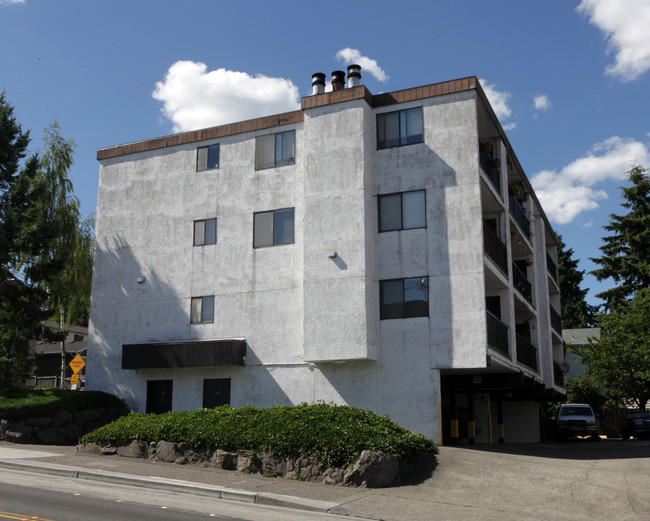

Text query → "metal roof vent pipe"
[331,70,345,91]
[347,64,361,87]
[311,72,326,95]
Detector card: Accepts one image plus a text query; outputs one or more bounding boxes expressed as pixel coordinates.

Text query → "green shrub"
[79,403,437,468]
[0,388,127,421]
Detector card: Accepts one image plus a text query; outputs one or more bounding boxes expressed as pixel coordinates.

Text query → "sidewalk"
[1,440,649,521]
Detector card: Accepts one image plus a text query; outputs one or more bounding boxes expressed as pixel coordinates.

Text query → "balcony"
[516,334,538,372]
[509,196,530,241]
[546,252,558,283]
[483,223,508,275]
[550,305,562,334]
[481,164,501,196]
[512,262,532,303]
[553,361,565,388]
[487,311,510,358]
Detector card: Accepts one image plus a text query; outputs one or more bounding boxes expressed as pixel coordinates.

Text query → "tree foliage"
[575,289,650,410]
[557,235,597,328]
[590,165,650,311]
[1,94,92,386]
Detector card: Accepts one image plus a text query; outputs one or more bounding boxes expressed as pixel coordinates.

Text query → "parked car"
[556,403,599,440]
[621,411,650,440]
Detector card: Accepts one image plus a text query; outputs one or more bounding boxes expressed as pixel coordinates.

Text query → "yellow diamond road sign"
[69,354,85,374]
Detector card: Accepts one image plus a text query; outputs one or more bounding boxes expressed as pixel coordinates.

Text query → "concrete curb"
[0,459,339,513]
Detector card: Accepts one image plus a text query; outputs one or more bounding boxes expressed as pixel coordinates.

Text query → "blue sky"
[1,0,649,307]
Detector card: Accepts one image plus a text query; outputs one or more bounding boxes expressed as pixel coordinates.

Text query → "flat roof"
[97,76,478,161]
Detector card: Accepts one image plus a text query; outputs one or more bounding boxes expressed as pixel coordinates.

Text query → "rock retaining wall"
[77,440,436,488]
[0,407,130,445]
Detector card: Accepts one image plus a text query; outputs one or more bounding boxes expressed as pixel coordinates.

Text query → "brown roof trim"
[97,76,479,161]
[97,111,304,161]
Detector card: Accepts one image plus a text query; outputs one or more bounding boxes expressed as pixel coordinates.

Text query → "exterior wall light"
[327,251,337,258]
[136,276,145,284]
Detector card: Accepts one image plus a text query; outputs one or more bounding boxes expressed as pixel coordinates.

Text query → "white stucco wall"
[88,86,553,443]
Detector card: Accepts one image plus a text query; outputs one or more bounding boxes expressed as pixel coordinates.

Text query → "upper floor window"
[255,130,295,170]
[194,218,217,246]
[191,295,214,323]
[254,208,294,248]
[380,277,429,320]
[378,190,426,232]
[377,107,423,149]
[197,144,219,171]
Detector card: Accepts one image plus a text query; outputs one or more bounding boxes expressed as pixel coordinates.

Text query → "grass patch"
[0,388,127,421]
[79,403,437,468]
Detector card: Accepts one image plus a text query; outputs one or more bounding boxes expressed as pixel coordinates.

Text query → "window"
[194,218,217,246]
[380,277,429,319]
[72,334,84,342]
[191,296,214,323]
[379,190,426,232]
[197,144,219,171]
[253,208,294,248]
[377,107,423,149]
[255,130,295,169]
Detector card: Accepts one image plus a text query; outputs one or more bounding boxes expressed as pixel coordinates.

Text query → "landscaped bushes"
[0,388,127,421]
[80,403,437,468]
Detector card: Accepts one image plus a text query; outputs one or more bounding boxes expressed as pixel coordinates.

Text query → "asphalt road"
[0,468,360,521]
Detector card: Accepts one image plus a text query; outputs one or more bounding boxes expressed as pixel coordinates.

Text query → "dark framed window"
[378,190,426,232]
[194,218,217,246]
[377,107,423,149]
[191,295,214,323]
[203,378,231,408]
[380,277,429,319]
[146,380,173,414]
[197,144,219,171]
[253,208,294,248]
[255,130,295,170]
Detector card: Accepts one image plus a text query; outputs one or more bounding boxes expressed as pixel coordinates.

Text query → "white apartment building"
[87,67,565,444]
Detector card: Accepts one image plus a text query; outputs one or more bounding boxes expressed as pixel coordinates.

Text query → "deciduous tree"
[577,289,650,410]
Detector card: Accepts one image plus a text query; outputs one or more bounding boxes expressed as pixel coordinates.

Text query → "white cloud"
[0,0,25,5]
[335,48,389,82]
[152,61,300,132]
[479,79,514,127]
[577,0,650,81]
[531,136,650,224]
[533,94,551,111]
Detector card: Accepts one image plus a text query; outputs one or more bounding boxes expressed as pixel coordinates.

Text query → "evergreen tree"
[557,235,597,328]
[590,165,650,310]
[0,93,58,386]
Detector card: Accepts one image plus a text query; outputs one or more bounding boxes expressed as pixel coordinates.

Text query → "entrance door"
[203,378,231,408]
[146,380,173,414]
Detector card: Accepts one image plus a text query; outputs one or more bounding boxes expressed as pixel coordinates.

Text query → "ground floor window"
[203,378,231,408]
[146,379,173,414]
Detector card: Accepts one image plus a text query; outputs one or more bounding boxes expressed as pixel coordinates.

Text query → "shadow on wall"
[86,234,187,411]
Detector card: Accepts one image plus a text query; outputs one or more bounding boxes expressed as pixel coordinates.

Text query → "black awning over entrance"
[122,339,246,369]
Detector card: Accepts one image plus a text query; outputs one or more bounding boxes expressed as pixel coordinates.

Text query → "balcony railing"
[550,305,562,334]
[483,223,508,275]
[509,196,530,241]
[553,361,565,388]
[481,164,501,196]
[512,262,532,303]
[487,311,510,358]
[516,333,538,372]
[546,252,558,283]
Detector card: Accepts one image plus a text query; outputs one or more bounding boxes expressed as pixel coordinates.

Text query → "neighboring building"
[87,68,564,444]
[27,323,88,388]
[562,328,601,379]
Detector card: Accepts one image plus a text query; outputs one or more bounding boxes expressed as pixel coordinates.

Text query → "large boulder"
[343,450,400,488]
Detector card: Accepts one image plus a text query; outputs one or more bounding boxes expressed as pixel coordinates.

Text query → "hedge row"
[0,388,127,421]
[80,403,437,468]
